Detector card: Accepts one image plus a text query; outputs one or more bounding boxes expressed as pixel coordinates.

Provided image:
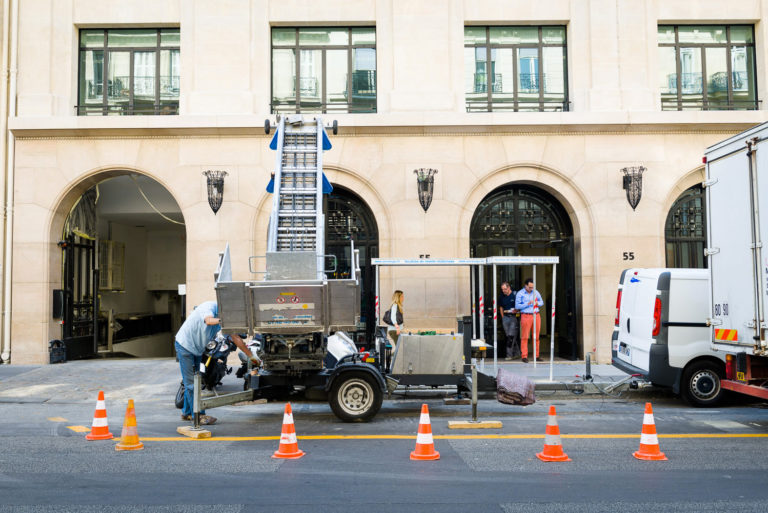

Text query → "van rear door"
[616,269,658,372]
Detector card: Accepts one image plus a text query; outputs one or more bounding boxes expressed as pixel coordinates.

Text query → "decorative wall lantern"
[203,170,228,214]
[414,168,438,212]
[621,166,645,211]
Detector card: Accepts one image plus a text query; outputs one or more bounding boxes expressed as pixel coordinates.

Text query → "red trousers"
[520,313,541,359]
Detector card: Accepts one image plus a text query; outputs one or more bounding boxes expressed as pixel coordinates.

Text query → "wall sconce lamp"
[621,166,645,211]
[414,168,438,212]
[203,170,228,214]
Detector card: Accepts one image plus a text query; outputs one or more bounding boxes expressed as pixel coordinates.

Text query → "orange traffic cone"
[536,405,571,462]
[115,399,144,451]
[410,404,440,461]
[633,402,667,461]
[85,390,113,441]
[272,403,305,459]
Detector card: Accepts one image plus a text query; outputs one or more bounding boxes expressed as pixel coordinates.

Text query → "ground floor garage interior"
[57,174,186,359]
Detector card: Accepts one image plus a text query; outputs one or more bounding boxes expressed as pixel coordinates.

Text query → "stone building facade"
[2,0,767,364]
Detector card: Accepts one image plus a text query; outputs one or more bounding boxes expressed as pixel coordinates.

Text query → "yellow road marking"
[66,425,90,433]
[47,417,67,422]
[132,433,768,442]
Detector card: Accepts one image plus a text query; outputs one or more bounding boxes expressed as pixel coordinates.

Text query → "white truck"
[705,122,768,401]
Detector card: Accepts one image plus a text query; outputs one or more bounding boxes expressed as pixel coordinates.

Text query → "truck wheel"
[329,371,382,423]
[681,361,724,407]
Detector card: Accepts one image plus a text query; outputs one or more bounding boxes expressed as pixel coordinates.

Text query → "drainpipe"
[1,0,18,363]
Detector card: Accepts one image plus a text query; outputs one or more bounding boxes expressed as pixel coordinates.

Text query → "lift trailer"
[208,115,393,422]
[194,117,560,423]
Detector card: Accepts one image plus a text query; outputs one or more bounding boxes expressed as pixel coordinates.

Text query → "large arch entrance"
[324,185,379,344]
[57,173,186,359]
[470,184,579,360]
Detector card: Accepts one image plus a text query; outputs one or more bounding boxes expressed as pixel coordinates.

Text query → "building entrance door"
[470,184,579,359]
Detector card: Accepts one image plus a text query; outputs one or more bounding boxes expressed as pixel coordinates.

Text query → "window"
[78,29,180,115]
[464,26,568,112]
[658,25,758,110]
[271,27,376,114]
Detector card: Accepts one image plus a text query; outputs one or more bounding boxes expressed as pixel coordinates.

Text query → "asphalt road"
[2,387,768,512]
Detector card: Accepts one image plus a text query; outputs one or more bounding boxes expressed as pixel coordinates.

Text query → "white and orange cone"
[85,390,113,441]
[115,399,144,451]
[272,403,305,459]
[410,404,440,461]
[536,405,571,462]
[633,402,667,461]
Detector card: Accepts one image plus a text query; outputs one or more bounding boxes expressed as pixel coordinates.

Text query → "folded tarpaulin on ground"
[496,367,536,405]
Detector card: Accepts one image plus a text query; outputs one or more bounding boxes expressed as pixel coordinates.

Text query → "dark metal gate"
[59,234,99,359]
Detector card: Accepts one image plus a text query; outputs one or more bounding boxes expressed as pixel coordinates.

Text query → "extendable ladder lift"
[267,115,328,281]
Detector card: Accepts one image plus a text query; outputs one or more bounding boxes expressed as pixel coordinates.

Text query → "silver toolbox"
[391,334,464,375]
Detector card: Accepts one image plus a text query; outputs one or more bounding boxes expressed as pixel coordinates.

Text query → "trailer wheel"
[329,371,382,423]
[681,360,724,407]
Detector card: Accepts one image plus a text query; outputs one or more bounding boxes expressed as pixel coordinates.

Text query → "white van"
[611,268,725,406]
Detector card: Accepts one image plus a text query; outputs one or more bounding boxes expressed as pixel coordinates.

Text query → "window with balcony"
[464,26,568,112]
[658,25,758,110]
[271,27,376,114]
[78,29,180,116]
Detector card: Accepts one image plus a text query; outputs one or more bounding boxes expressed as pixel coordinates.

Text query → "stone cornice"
[9,111,767,139]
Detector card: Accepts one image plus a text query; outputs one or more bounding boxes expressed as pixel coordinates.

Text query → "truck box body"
[704,123,768,400]
[612,268,717,400]
[705,122,768,356]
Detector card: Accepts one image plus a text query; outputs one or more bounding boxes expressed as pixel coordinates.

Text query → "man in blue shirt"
[515,278,544,363]
[175,301,259,424]
[498,282,520,360]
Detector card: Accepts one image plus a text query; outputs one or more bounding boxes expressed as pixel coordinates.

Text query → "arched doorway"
[324,185,379,344]
[665,184,706,268]
[470,184,579,359]
[58,173,186,359]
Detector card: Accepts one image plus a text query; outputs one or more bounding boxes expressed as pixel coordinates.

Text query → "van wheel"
[329,371,382,423]
[681,361,724,407]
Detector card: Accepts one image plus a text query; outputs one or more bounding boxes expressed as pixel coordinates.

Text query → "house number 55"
[622,252,635,261]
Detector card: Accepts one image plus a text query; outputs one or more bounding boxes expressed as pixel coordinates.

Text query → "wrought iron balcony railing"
[466,100,570,113]
[75,102,179,115]
[271,101,376,114]
[661,98,761,111]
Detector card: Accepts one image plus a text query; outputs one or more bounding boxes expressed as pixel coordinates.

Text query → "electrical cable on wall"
[130,175,185,226]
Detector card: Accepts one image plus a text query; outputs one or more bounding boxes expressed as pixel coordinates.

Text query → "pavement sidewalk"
[0,356,632,405]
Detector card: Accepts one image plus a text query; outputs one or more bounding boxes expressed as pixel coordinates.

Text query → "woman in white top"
[386,290,404,349]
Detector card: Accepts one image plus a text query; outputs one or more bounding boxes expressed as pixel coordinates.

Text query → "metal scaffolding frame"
[372,256,559,381]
